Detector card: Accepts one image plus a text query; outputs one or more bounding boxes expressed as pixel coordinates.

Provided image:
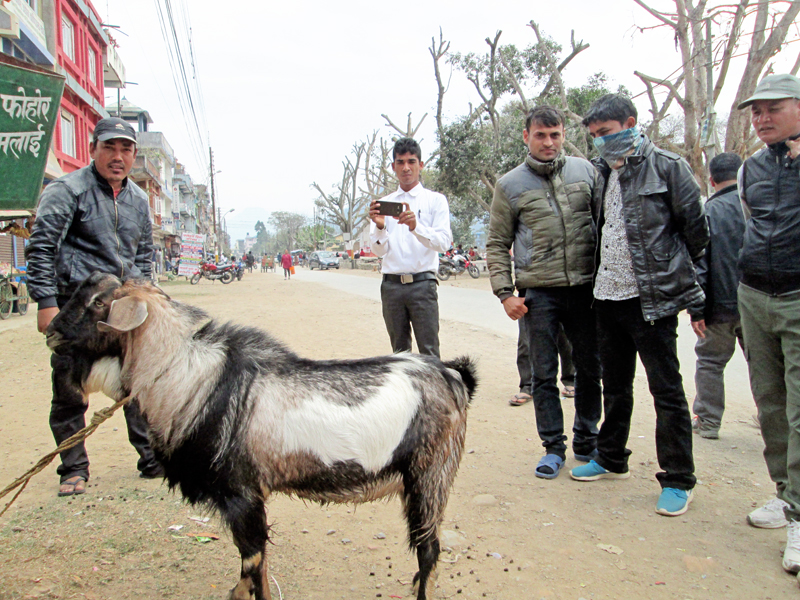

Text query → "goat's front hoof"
[228,577,255,600]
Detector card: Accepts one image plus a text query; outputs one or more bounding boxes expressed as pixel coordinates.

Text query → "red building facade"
[52,0,108,173]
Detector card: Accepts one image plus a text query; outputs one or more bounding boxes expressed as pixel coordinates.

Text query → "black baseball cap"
[92,117,137,144]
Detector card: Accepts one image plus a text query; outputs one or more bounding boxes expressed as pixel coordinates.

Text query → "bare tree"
[631,0,800,181]
[430,28,451,134]
[312,142,371,236]
[362,130,395,201]
[268,211,307,252]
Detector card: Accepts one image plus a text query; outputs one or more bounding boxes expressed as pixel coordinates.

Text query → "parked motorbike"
[190,261,235,285]
[234,260,245,281]
[437,255,480,280]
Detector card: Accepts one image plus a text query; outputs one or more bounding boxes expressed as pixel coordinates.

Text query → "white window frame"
[61,15,74,62]
[60,111,75,158]
[87,45,97,85]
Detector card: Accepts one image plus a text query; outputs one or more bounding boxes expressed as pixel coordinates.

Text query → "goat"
[46,273,477,600]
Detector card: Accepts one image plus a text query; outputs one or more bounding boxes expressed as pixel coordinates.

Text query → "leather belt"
[382,271,437,284]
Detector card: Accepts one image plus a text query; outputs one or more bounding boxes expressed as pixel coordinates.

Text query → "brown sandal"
[509,392,532,406]
[58,476,86,497]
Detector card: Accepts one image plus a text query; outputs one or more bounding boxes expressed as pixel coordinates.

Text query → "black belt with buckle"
[382,271,437,284]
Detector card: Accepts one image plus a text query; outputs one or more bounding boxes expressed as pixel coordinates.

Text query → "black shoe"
[139,464,165,479]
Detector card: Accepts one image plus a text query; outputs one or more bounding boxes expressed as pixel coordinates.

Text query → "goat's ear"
[97,297,148,332]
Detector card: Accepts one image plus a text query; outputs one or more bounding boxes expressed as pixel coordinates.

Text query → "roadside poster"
[178,232,205,276]
[0,55,65,210]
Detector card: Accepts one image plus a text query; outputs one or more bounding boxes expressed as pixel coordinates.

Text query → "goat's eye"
[94,300,105,308]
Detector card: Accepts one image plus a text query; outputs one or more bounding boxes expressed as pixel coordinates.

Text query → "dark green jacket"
[487,153,598,300]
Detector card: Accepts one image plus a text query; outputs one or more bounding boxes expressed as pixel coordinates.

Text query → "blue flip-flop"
[535,454,564,479]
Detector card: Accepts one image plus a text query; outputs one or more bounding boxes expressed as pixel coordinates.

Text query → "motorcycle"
[190,261,235,285]
[234,260,245,281]
[437,254,480,280]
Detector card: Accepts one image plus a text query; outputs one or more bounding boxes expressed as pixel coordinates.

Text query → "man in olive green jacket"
[487,106,602,480]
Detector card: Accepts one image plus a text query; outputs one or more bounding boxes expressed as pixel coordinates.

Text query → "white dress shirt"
[370,183,452,275]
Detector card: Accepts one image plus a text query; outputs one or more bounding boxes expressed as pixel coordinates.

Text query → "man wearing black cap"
[735,74,800,573]
[26,117,162,497]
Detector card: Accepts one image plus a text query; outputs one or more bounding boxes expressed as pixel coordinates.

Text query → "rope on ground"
[0,395,132,518]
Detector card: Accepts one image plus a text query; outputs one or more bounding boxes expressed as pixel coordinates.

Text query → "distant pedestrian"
[281,250,292,279]
[688,153,746,440]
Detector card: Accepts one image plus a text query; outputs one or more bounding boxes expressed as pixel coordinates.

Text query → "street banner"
[178,232,205,276]
[0,56,65,210]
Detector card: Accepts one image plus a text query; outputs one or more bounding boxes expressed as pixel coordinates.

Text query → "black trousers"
[595,298,696,490]
[380,278,440,357]
[523,285,602,459]
[517,309,576,394]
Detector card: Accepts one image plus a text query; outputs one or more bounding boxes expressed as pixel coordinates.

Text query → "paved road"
[296,267,752,399]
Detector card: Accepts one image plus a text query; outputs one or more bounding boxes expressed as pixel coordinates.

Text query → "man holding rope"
[25,118,163,497]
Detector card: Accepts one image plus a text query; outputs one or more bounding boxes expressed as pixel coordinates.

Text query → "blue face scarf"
[593,126,641,164]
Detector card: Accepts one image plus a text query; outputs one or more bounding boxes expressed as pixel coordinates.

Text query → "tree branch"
[429,28,451,135]
[635,70,687,109]
[633,0,679,28]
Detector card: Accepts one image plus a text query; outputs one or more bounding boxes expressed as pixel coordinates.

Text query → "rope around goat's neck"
[0,395,133,517]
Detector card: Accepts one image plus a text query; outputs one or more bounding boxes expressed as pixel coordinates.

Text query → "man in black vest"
[735,74,800,573]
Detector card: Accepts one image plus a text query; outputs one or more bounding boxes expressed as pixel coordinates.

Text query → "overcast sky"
[102,0,797,242]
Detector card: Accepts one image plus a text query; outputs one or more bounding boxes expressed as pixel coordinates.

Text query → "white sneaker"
[783,521,800,573]
[748,497,790,529]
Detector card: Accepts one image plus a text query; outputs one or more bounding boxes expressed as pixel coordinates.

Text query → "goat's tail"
[442,356,478,405]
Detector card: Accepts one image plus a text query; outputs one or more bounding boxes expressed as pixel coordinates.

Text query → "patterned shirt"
[594,169,639,300]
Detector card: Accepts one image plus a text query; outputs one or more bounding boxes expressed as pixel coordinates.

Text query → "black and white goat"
[47,273,477,600]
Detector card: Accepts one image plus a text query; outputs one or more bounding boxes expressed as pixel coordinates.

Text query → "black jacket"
[689,184,745,324]
[593,136,709,321]
[26,163,153,308]
[739,140,800,295]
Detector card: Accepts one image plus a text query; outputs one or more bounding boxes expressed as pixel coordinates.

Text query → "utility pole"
[209,147,218,259]
[217,206,222,255]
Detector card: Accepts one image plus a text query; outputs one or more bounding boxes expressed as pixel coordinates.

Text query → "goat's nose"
[45,331,63,350]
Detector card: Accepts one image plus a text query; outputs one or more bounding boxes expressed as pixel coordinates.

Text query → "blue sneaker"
[569,460,630,481]
[656,488,693,516]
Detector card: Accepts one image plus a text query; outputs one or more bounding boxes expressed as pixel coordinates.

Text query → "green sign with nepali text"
[0,57,64,210]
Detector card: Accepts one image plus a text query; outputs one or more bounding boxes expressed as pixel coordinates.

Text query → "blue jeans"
[595,298,695,490]
[523,285,601,459]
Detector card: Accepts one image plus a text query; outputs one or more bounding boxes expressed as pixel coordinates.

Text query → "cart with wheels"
[0,269,29,320]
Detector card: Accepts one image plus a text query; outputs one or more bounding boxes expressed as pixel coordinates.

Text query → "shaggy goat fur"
[47,273,477,600]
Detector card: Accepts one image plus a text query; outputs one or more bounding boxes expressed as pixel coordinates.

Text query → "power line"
[152,0,208,175]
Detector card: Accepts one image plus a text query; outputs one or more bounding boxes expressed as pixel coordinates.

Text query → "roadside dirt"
[0,267,794,599]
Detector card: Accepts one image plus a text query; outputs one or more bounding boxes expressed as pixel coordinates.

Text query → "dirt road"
[0,268,793,599]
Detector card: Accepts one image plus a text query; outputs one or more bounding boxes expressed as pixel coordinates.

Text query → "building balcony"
[2,0,54,66]
[131,155,161,185]
[103,41,125,88]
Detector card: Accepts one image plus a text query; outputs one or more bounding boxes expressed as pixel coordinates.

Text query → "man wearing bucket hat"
[26,117,163,497]
[735,74,800,574]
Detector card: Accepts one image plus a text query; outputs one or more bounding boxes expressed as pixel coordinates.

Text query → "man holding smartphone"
[369,137,453,357]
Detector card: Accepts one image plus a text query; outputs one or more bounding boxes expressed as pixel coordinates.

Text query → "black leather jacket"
[739,140,800,296]
[689,184,745,324]
[26,163,153,308]
[592,136,709,321]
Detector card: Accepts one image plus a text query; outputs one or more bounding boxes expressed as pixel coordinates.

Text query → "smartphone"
[377,201,404,217]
